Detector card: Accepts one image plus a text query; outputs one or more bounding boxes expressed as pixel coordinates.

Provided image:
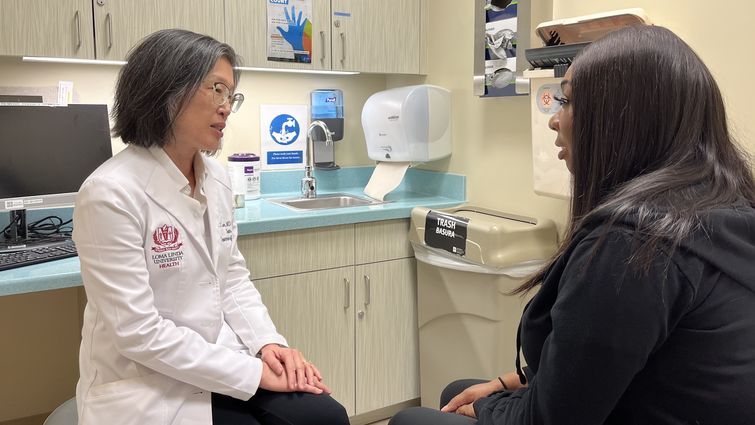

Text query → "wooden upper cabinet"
[0,0,95,58]
[331,0,422,74]
[0,0,425,74]
[225,0,332,70]
[93,0,224,61]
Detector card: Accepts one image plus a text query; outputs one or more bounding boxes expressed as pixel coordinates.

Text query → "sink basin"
[268,193,384,211]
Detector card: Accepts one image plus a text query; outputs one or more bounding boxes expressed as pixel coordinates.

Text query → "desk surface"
[0,167,465,296]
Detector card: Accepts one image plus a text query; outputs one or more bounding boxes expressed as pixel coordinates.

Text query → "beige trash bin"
[409,206,558,408]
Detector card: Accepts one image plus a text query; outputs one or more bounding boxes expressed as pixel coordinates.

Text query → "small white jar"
[227,153,261,207]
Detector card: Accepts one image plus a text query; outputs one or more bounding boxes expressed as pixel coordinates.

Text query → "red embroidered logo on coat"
[151,224,183,252]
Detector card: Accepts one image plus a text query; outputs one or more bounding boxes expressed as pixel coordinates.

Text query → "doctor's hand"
[259,344,331,394]
[259,361,325,394]
[440,379,501,414]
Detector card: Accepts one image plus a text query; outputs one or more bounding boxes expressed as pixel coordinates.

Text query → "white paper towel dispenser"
[361,85,453,201]
[362,84,452,162]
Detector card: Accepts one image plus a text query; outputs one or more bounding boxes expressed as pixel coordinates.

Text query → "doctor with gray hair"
[74,28,349,425]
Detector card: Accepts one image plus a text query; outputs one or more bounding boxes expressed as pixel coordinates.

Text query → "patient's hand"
[441,380,500,413]
[456,402,476,418]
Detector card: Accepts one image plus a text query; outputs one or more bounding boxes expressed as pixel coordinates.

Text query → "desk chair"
[43,397,77,425]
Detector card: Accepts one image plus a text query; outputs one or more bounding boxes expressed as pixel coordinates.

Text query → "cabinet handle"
[343,278,350,309]
[74,10,82,49]
[363,275,370,306]
[319,30,326,64]
[340,32,346,65]
[105,13,113,50]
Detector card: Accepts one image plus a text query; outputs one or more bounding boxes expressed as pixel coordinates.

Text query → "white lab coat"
[73,145,287,425]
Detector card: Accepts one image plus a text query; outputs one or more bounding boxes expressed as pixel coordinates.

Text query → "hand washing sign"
[424,210,469,256]
[267,0,313,64]
[260,105,308,170]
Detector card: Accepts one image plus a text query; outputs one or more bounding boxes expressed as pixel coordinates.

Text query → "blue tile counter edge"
[0,166,465,297]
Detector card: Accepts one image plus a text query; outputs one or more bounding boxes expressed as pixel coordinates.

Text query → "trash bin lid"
[409,205,559,268]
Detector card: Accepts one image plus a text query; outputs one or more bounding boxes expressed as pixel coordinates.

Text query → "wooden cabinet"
[240,219,419,419]
[93,0,224,61]
[237,224,354,280]
[225,0,425,74]
[225,0,333,71]
[354,258,418,413]
[255,267,356,414]
[0,0,94,58]
[331,0,422,74]
[1,0,425,74]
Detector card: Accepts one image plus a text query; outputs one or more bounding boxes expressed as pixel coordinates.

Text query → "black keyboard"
[0,239,78,272]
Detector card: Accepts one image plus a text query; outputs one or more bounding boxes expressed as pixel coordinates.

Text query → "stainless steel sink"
[268,193,384,211]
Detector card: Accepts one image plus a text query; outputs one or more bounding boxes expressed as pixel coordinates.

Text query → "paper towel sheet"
[364,161,411,201]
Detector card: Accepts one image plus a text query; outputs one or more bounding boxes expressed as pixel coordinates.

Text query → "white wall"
[395,0,755,235]
[390,0,570,233]
[552,0,755,166]
[0,57,386,168]
[2,1,752,235]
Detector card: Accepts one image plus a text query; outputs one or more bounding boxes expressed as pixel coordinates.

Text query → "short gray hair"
[112,28,241,148]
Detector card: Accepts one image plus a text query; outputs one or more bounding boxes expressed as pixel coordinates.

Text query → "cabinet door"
[255,267,356,416]
[93,0,224,61]
[0,0,94,58]
[355,258,419,413]
[225,0,331,70]
[331,0,421,74]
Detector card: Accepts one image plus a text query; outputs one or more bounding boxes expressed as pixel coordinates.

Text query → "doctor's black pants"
[211,390,348,425]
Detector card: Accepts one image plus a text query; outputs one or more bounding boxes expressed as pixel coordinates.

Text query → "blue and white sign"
[260,104,308,170]
[269,113,301,145]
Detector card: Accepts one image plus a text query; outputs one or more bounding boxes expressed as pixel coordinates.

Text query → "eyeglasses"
[209,82,244,113]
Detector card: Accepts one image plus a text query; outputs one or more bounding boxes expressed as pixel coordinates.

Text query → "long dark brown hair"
[514,25,755,294]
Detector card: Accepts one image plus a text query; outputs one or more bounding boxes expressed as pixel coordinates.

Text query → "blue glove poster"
[267,0,313,64]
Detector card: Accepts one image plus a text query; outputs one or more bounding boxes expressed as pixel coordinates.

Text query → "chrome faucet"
[301,120,333,198]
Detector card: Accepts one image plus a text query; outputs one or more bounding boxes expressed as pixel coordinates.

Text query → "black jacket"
[474,202,755,425]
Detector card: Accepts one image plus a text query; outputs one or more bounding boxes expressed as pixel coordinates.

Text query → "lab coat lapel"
[144,166,215,273]
[205,178,222,270]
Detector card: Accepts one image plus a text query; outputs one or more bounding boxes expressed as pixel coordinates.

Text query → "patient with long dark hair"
[390,25,755,425]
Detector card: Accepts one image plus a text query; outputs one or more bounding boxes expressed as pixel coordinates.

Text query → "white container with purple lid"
[227,153,261,207]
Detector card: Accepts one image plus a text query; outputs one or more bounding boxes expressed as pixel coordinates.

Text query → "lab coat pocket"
[81,373,173,425]
[173,279,221,337]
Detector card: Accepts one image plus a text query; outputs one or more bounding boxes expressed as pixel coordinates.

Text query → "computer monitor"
[0,104,113,249]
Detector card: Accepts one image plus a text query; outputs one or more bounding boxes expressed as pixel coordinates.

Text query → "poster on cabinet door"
[260,104,309,170]
[267,0,313,64]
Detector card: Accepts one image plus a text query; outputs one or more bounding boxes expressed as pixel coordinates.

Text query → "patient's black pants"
[388,379,487,425]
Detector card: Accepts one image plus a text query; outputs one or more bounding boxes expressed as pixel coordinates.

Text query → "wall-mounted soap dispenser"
[310,89,344,170]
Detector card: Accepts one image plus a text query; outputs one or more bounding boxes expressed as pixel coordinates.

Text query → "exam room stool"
[43,397,77,425]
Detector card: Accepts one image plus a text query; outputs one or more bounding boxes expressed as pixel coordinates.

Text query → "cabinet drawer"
[238,224,354,279]
[355,219,413,264]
